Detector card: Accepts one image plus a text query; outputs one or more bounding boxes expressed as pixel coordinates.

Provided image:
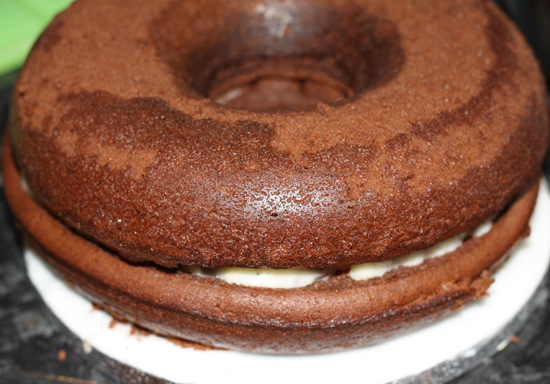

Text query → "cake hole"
[150,0,404,113]
[208,59,354,112]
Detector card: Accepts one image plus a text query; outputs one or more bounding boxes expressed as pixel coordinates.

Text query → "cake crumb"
[130,324,152,336]
[166,336,226,351]
[316,102,333,116]
[82,339,92,354]
[57,349,66,362]
[129,324,152,341]
[496,339,509,352]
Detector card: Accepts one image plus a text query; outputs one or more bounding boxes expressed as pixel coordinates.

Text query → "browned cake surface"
[1,139,540,352]
[9,0,548,270]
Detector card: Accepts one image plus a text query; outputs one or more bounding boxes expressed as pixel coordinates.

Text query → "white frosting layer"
[188,218,494,288]
[187,266,325,289]
[349,234,465,280]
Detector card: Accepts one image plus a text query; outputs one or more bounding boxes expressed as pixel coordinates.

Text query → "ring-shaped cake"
[3,0,549,353]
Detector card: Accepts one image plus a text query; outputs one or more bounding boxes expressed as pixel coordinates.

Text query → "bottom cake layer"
[23,177,550,383]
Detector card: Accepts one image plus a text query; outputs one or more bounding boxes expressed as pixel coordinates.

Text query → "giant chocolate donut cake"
[3,0,549,353]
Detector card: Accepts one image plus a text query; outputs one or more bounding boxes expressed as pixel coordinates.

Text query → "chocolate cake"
[2,0,548,353]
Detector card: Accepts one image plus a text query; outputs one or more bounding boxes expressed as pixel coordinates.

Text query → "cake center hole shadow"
[150,0,404,113]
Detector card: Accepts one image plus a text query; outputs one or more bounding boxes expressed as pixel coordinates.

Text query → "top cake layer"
[10,0,549,268]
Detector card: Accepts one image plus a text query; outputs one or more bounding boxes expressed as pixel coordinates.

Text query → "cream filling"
[186,265,326,289]
[349,220,493,280]
[187,218,494,288]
